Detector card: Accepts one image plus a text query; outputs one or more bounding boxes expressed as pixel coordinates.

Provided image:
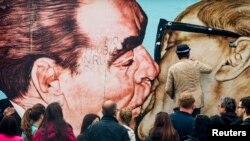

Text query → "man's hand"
[3,107,16,116]
[190,56,198,61]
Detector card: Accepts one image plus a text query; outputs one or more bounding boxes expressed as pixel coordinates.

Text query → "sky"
[137,0,200,57]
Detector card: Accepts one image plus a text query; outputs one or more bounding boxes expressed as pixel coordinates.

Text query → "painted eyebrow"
[108,35,143,66]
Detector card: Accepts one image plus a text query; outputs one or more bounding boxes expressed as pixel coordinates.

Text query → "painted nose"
[134,46,160,83]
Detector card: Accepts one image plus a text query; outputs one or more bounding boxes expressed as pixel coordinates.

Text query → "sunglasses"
[154,18,242,63]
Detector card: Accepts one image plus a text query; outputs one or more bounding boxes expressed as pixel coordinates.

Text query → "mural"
[138,0,250,140]
[1,0,250,140]
[0,0,159,135]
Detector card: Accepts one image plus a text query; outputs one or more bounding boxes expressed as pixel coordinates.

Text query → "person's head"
[119,108,133,126]
[178,92,195,110]
[193,114,211,141]
[43,102,64,123]
[0,0,159,133]
[150,112,180,141]
[80,114,100,134]
[0,116,19,136]
[21,103,45,141]
[237,96,250,119]
[176,44,190,59]
[102,100,117,117]
[217,97,236,114]
[39,102,69,141]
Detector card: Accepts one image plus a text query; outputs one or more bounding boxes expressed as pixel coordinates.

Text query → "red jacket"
[33,122,76,141]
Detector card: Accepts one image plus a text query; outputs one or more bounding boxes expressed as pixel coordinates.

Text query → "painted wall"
[1,1,250,140]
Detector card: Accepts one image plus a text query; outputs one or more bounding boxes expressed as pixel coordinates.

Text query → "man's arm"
[165,69,175,99]
[191,57,212,73]
[195,61,213,73]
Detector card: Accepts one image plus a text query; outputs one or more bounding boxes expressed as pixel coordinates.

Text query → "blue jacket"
[170,110,195,141]
[83,116,129,141]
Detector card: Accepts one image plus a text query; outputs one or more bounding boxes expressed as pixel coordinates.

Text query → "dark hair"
[80,114,100,134]
[102,102,117,117]
[149,112,180,141]
[192,114,211,141]
[39,102,69,141]
[220,97,236,113]
[240,96,250,115]
[21,103,45,141]
[0,0,86,100]
[177,53,190,60]
[0,116,19,136]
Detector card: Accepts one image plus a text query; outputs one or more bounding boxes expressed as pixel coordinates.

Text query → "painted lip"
[130,80,152,118]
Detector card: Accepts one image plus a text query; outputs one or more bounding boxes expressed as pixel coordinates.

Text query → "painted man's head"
[0,0,159,133]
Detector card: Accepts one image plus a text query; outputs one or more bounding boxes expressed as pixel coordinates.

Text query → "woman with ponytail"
[21,103,45,141]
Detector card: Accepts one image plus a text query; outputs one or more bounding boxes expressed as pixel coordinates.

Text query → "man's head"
[119,108,133,126]
[178,92,195,110]
[102,100,117,117]
[218,97,236,114]
[237,96,250,119]
[0,0,159,134]
[176,44,190,59]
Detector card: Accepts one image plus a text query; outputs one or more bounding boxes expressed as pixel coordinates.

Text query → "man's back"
[167,59,212,108]
[170,110,195,141]
[84,116,129,141]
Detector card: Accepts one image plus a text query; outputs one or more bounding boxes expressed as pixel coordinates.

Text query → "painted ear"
[215,37,250,81]
[31,58,64,104]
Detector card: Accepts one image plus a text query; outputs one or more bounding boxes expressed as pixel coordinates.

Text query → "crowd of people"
[0,93,250,141]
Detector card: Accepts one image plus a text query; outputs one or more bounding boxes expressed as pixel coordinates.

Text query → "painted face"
[57,0,159,133]
[138,13,243,139]
[157,14,241,115]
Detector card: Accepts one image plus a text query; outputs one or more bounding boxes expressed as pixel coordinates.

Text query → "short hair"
[0,116,19,136]
[220,97,236,113]
[0,1,86,100]
[178,92,195,108]
[119,108,132,126]
[177,53,190,60]
[240,96,250,115]
[102,101,117,117]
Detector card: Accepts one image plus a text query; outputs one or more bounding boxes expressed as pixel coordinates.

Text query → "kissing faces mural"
[1,0,250,140]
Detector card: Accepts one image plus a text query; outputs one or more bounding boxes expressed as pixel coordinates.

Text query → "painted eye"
[121,59,134,67]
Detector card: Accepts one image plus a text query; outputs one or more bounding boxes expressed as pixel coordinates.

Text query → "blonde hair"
[178,92,195,108]
[119,108,132,126]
